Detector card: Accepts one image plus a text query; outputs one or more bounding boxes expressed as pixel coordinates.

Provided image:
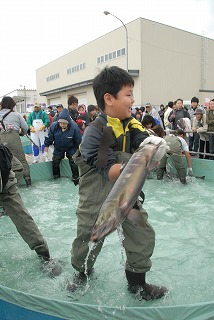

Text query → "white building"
[36,17,214,108]
[1,88,37,114]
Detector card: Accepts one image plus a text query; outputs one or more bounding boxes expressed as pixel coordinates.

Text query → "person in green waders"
[68,66,168,301]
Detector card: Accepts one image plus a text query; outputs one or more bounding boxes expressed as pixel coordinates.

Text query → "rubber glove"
[39,124,45,131]
[42,152,49,162]
[30,126,36,133]
[139,136,168,163]
[187,167,193,176]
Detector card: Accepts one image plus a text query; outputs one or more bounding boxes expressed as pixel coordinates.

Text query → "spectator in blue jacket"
[44,109,82,185]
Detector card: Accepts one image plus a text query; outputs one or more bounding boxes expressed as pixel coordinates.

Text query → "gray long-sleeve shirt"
[0,109,28,133]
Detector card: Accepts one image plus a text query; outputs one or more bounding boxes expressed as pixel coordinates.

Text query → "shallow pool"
[1,175,214,314]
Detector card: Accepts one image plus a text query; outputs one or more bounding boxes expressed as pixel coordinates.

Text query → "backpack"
[0,144,13,192]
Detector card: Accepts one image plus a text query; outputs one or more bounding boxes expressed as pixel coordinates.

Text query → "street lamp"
[104,11,128,72]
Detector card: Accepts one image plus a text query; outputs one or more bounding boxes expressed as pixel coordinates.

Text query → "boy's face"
[104,85,134,120]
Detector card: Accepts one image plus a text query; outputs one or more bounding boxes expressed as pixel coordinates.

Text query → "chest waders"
[71,119,155,275]
[157,135,187,183]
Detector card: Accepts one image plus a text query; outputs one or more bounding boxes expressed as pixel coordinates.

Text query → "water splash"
[117,224,126,267]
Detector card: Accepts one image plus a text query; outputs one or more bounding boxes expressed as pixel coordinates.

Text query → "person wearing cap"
[27,103,50,163]
[142,103,163,128]
[44,108,82,185]
[52,104,64,122]
[192,109,209,159]
[157,129,193,184]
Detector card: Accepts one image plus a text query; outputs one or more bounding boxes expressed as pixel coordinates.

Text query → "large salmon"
[91,139,167,242]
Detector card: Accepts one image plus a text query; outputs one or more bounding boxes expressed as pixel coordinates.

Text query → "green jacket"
[27,110,50,128]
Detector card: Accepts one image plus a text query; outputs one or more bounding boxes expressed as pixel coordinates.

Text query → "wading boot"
[36,249,62,277]
[66,269,94,293]
[125,270,168,301]
[180,177,187,184]
[24,176,32,187]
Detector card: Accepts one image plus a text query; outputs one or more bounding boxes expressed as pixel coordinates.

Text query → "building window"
[46,73,60,82]
[67,62,86,75]
[97,48,125,64]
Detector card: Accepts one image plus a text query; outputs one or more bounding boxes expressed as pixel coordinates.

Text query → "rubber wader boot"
[35,249,62,277]
[24,176,32,187]
[180,177,187,184]
[66,269,94,293]
[125,270,168,301]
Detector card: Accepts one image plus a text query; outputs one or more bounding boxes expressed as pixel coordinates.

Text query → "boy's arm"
[80,125,117,181]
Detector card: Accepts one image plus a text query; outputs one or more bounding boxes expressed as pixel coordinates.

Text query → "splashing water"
[0,177,214,308]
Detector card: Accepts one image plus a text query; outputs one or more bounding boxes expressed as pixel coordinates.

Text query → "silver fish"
[91,142,162,242]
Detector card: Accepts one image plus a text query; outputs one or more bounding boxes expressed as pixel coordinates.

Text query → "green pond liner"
[0,158,214,320]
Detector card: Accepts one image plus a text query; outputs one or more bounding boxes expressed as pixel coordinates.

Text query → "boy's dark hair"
[68,95,78,106]
[93,66,134,111]
[191,96,199,104]
[87,104,97,113]
[141,114,156,127]
[0,96,16,110]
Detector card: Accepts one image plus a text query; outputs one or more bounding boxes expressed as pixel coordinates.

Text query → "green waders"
[71,151,155,274]
[0,170,49,257]
[0,131,31,185]
[157,135,186,183]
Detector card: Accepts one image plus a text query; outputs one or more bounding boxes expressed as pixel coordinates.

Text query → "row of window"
[46,48,125,82]
[46,73,59,82]
[97,48,126,64]
[67,63,86,75]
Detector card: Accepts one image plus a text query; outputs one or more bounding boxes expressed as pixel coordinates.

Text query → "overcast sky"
[1,0,213,98]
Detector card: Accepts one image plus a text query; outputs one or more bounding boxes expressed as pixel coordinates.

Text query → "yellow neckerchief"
[107,116,149,152]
